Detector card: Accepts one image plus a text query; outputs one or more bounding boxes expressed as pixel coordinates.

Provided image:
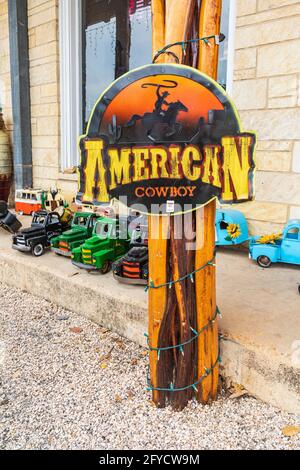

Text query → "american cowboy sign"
[77,64,256,214]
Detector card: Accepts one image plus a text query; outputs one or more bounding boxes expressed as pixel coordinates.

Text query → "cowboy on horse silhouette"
[153,87,171,116]
[125,80,188,141]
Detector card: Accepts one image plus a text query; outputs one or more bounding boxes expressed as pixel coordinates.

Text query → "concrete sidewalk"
[0,216,300,413]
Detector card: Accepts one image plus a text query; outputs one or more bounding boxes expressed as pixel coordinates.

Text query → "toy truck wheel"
[257,255,272,268]
[99,260,111,274]
[32,243,44,257]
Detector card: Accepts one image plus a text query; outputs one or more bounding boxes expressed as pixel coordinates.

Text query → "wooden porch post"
[148,0,222,409]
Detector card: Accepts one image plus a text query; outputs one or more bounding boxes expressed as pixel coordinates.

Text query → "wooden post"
[196,0,222,403]
[151,0,165,60]
[148,215,169,406]
[165,0,192,63]
[148,0,192,408]
[197,0,222,78]
[148,0,222,409]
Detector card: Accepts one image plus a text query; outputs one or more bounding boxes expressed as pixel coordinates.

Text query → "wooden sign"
[77,56,256,410]
[77,64,256,213]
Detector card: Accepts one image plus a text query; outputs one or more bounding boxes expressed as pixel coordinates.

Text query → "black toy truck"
[12,210,66,256]
[112,245,149,285]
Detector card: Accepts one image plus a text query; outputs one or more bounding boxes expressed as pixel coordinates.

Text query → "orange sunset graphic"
[103,74,224,124]
[99,73,224,143]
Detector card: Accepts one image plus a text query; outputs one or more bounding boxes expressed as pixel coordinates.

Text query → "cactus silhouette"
[108,115,122,142]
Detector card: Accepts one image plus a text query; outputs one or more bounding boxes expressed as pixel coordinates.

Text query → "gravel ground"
[0,282,299,450]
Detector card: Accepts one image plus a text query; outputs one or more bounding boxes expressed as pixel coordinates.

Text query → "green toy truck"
[51,212,98,257]
[71,217,131,273]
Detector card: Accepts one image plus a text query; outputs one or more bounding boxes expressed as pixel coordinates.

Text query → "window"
[89,215,97,228]
[33,214,45,225]
[74,216,84,226]
[95,221,112,237]
[219,221,228,230]
[48,214,58,225]
[286,228,299,240]
[82,0,152,127]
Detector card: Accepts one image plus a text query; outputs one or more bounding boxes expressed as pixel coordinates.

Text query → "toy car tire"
[99,260,111,274]
[32,243,44,257]
[257,255,272,268]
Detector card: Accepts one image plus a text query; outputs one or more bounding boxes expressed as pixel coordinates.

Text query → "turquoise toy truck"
[71,217,131,273]
[249,219,300,268]
[51,212,98,257]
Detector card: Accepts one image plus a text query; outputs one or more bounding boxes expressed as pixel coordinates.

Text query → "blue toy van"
[249,219,300,267]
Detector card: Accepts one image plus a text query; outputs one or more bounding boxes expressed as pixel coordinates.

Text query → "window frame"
[59,0,83,170]
[225,0,236,96]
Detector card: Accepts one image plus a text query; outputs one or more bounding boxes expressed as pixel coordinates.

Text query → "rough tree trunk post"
[148,0,222,409]
[148,215,170,405]
[196,0,221,403]
[148,0,169,406]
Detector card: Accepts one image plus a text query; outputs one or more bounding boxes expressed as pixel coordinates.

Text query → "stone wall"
[0,0,63,195]
[0,0,12,135]
[27,0,61,190]
[232,0,300,235]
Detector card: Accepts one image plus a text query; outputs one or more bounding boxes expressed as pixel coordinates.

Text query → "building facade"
[0,0,300,234]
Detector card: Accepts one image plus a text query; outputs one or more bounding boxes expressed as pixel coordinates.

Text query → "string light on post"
[145,254,217,292]
[146,353,221,393]
[153,34,226,64]
[144,307,221,353]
